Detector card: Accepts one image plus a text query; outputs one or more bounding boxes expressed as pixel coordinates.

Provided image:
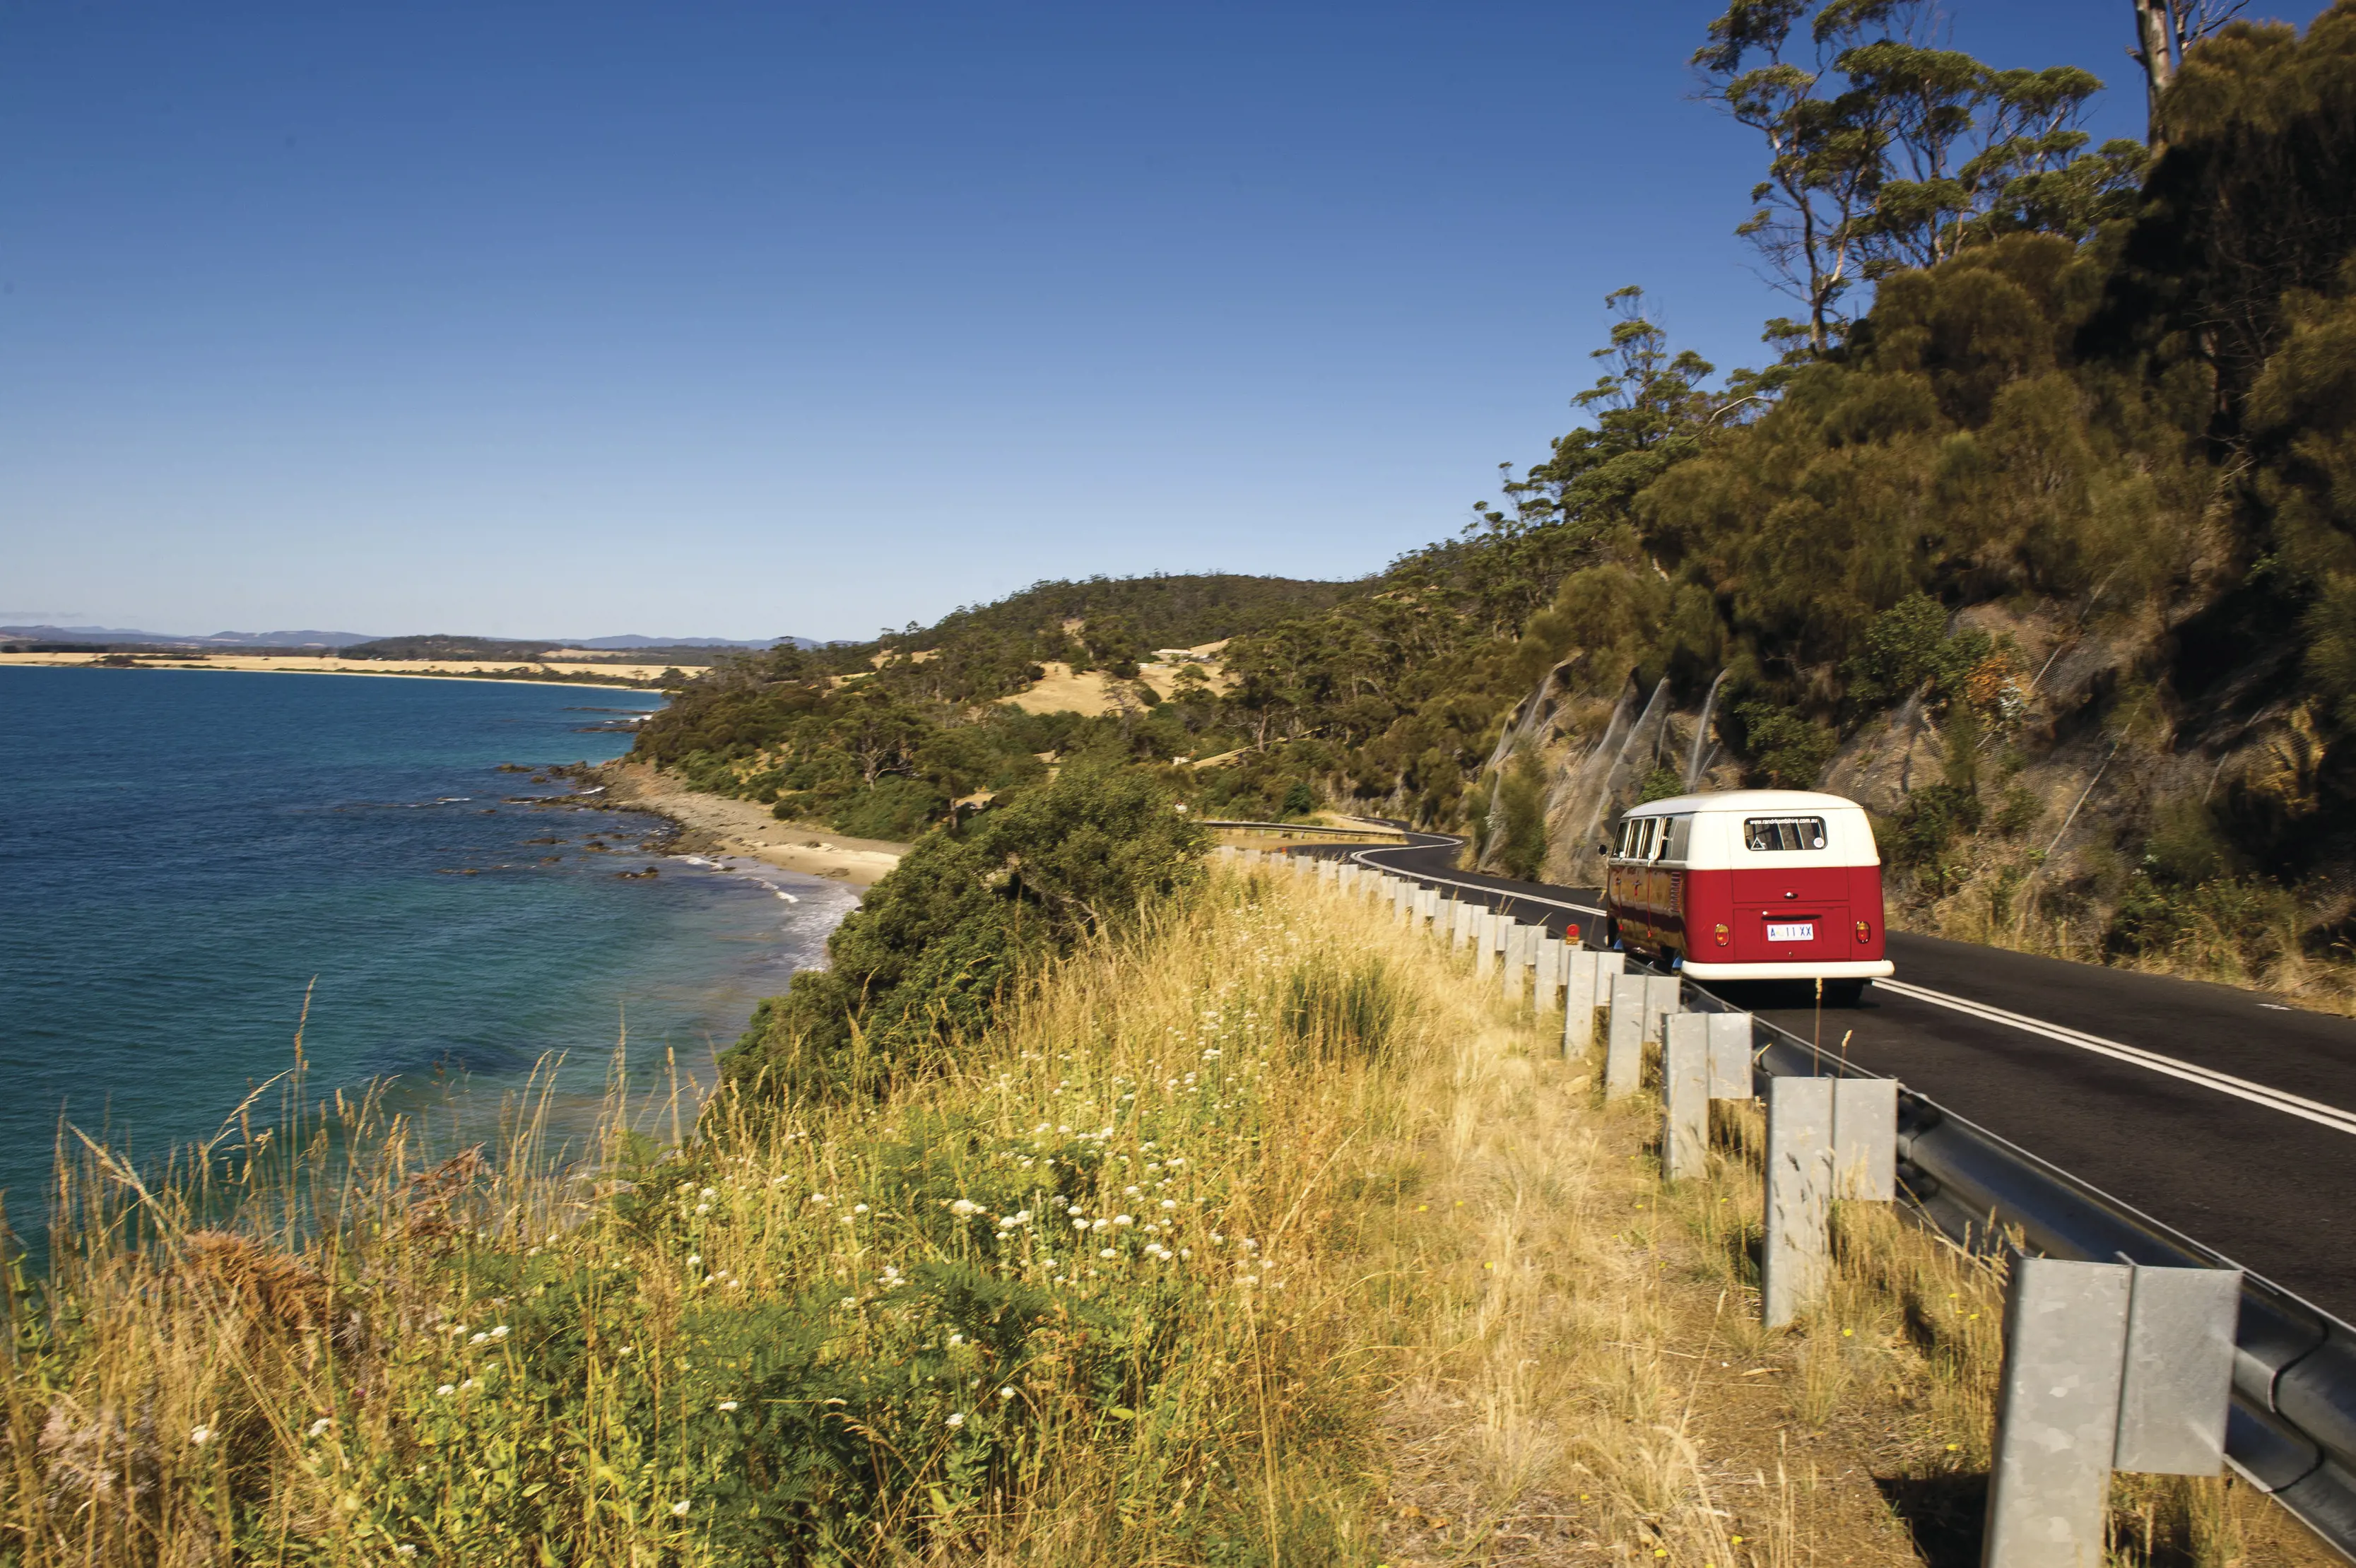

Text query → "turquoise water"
[0,666,854,1214]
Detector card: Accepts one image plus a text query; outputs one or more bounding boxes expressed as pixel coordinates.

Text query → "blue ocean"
[0,666,854,1218]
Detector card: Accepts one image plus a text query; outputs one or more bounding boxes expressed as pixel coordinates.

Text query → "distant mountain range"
[0,625,377,647]
[0,625,820,652]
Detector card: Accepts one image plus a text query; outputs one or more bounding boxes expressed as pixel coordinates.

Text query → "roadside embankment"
[7,859,2322,1564]
[599,759,906,885]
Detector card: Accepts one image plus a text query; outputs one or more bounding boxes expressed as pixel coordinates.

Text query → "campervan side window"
[1662,815,1693,861]
[1637,818,1659,859]
[1743,815,1828,851]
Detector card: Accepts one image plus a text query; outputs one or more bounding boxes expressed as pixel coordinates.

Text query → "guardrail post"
[1984,1256,2131,1568]
[1643,975,1682,1050]
[1763,1075,1834,1327]
[1606,974,1647,1098]
[1663,1015,1710,1179]
[1501,924,1529,1006]
[1707,1013,1753,1099]
[2114,1265,2241,1477]
[1474,912,1497,977]
[1980,1255,2242,1567]
[1535,935,1564,1012]
[1832,1078,1897,1201]
[1565,950,1623,1059]
[1451,902,1472,951]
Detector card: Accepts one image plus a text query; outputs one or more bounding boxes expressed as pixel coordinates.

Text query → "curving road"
[1294,829,2356,1320]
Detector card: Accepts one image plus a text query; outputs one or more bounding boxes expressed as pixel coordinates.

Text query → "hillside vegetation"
[631,4,2356,997]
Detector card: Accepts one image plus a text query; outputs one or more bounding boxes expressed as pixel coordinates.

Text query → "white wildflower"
[718,1401,739,1412]
[190,1425,214,1446]
[671,1499,691,1517]
[437,1384,457,1397]
[1114,1214,1133,1227]
[686,1254,702,1267]
[695,1203,710,1215]
[307,1417,332,1437]
[853,1203,868,1214]
[1161,1199,1178,1210]
[700,1186,717,1200]
[946,1412,966,1429]
[948,1198,982,1218]
[490,1324,509,1338]
[1099,1247,1117,1259]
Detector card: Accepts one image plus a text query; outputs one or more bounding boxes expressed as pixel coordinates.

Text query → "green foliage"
[1637,764,1687,803]
[1885,782,1985,892]
[1492,753,1550,880]
[1728,700,1838,789]
[1279,779,1317,818]
[1839,593,1993,711]
[724,764,1207,1098]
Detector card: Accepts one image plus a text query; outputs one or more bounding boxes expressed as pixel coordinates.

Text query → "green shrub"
[1637,763,1685,803]
[1495,752,1550,879]
[724,765,1207,1098]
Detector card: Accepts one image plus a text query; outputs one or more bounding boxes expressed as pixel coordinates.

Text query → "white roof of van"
[1620,789,1863,818]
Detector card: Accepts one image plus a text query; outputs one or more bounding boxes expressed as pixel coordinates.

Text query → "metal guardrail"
[1671,971,2356,1560]
[1295,845,2356,1562]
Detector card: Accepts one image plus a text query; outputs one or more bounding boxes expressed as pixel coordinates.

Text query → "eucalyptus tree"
[1693,0,2145,351]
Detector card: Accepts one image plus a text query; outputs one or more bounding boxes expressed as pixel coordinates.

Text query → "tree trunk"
[2132,0,2177,142]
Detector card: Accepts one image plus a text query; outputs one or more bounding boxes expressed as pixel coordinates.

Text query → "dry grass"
[4,861,2341,1565]
[1898,848,2356,1018]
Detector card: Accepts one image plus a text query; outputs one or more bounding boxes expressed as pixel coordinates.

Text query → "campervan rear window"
[1743,816,1827,851]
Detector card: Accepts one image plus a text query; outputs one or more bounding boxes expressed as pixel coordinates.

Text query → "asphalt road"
[1293,830,2356,1321]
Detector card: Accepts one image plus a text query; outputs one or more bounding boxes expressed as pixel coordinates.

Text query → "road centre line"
[1873,977,2356,1138]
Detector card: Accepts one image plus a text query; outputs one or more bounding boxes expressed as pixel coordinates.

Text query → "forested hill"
[892,573,1372,658]
[640,1,2356,1001]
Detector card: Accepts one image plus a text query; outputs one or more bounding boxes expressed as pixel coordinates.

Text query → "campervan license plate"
[1766,922,1815,943]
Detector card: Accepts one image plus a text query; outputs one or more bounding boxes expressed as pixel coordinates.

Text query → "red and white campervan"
[1603,789,1892,998]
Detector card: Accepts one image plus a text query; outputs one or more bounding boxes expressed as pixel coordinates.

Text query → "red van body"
[1602,789,1892,984]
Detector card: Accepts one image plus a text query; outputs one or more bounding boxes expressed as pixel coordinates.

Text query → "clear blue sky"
[2,0,2181,642]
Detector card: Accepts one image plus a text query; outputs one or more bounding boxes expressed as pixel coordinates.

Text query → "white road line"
[1874,977,2356,1137]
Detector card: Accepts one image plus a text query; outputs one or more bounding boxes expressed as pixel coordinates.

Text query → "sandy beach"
[601,761,906,886]
[0,649,679,688]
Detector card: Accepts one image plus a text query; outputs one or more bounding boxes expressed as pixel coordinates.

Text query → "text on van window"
[1743,816,1827,851]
